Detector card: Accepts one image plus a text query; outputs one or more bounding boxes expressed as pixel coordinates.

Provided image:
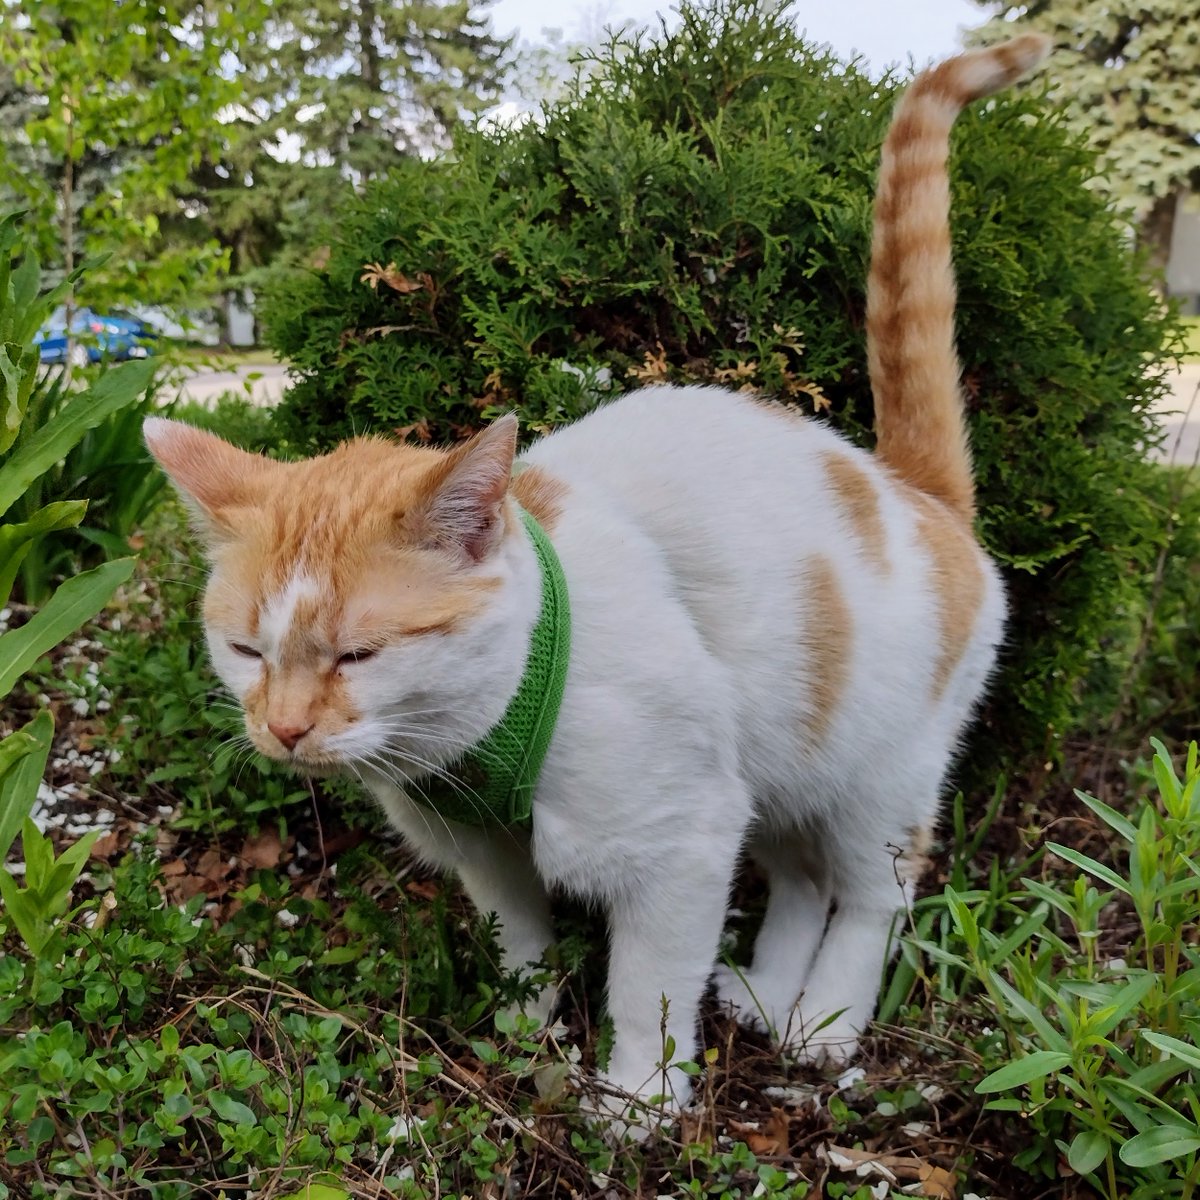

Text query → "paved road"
[1156,363,1200,467]
[169,360,1200,467]
[171,362,292,407]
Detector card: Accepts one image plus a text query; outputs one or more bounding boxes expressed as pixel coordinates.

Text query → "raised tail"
[866,34,1051,522]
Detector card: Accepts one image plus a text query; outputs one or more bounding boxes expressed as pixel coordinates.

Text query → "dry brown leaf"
[88,831,121,860]
[712,359,760,384]
[406,879,440,901]
[915,1164,957,1199]
[360,261,424,293]
[794,380,832,413]
[240,828,284,870]
[627,342,670,383]
[196,847,233,883]
[822,1144,956,1199]
[746,1108,791,1157]
[394,420,433,443]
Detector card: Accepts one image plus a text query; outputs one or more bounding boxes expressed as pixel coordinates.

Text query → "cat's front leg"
[588,819,745,1128]
[367,778,557,1020]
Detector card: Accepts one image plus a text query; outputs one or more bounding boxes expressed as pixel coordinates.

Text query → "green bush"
[259,0,1179,782]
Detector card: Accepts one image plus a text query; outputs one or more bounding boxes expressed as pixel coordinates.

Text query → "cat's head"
[143,416,533,777]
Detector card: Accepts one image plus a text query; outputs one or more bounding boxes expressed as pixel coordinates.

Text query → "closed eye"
[337,649,378,667]
[231,642,262,659]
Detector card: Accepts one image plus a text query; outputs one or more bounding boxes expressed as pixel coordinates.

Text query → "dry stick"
[1106,371,1200,746]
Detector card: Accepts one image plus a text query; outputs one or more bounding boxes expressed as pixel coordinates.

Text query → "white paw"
[782,1005,863,1067]
[712,964,784,1039]
[576,1068,685,1144]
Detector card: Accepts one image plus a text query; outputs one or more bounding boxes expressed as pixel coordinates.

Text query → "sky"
[490,0,989,76]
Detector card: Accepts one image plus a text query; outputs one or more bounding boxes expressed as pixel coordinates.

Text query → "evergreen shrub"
[260,1,1181,782]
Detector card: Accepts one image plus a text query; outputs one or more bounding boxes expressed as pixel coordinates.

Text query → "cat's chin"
[285,758,343,778]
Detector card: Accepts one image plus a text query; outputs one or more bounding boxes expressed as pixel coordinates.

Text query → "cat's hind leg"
[783,820,926,1065]
[712,830,830,1039]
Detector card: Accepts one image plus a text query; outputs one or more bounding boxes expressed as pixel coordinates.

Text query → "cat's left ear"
[143,417,277,541]
[409,414,517,562]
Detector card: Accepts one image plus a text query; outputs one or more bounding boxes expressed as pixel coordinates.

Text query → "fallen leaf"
[240,828,284,870]
[405,879,440,901]
[88,831,121,860]
[912,1164,956,1199]
[822,1144,957,1199]
[395,420,433,443]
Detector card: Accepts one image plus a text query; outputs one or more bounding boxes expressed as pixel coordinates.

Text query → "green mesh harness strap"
[412,509,570,828]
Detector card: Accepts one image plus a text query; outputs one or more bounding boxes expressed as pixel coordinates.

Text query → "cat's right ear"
[143,418,276,541]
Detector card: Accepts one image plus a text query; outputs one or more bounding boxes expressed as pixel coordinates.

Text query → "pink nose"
[267,720,314,751]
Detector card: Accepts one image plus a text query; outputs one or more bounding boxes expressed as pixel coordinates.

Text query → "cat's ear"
[143,417,277,540]
[408,414,518,562]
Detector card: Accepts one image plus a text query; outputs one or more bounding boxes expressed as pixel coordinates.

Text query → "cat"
[144,35,1050,1121]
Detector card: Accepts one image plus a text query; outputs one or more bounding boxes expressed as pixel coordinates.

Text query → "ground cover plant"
[3,3,1200,1197]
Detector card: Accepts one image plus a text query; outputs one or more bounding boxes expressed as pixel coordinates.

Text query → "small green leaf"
[209,1093,256,1126]
[975,1050,1071,1093]
[1067,1129,1109,1176]
[1045,843,1129,895]
[1119,1124,1200,1168]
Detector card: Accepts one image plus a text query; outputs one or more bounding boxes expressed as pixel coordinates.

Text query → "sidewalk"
[1155,363,1200,467]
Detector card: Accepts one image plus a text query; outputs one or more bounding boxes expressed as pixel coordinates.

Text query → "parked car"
[35,307,159,365]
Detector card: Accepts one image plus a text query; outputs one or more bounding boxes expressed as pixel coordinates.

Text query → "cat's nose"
[268,720,314,751]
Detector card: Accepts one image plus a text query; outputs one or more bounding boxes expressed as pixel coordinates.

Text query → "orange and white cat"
[146,37,1050,1115]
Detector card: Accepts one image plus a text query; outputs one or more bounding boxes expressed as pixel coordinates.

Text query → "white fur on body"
[365,384,1005,1106]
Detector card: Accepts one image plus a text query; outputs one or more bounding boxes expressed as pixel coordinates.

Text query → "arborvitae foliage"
[261,1,1181,786]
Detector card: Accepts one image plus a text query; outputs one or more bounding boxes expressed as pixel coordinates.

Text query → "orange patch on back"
[822,451,890,573]
[798,554,852,745]
[511,465,569,534]
[911,494,986,699]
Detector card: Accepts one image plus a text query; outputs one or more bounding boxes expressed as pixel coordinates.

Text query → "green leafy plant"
[7,365,170,602]
[928,739,1200,1199]
[0,818,99,958]
[0,209,151,855]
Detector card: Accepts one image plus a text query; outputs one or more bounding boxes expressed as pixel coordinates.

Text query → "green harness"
[412,509,570,829]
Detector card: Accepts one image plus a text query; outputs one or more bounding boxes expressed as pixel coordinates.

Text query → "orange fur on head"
[144,417,521,761]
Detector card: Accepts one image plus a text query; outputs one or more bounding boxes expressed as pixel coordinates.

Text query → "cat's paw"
[577,1068,686,1144]
[712,964,784,1038]
[781,1004,863,1068]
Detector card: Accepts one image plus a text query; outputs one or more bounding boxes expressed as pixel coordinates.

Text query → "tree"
[227,0,510,183]
[0,0,260,311]
[970,1,1200,272]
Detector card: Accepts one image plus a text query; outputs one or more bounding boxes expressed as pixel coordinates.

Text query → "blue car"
[35,307,158,365]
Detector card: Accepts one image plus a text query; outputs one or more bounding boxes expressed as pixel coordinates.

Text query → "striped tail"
[866,34,1051,523]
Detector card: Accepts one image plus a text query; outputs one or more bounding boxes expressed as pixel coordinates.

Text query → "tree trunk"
[1139,189,1178,290]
